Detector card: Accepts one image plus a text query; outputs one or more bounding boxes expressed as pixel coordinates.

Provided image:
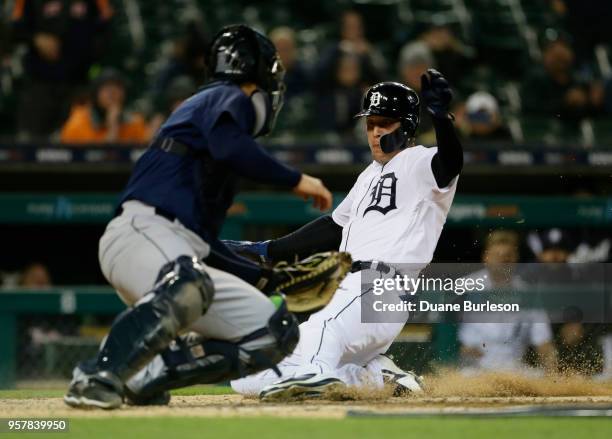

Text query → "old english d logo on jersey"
[364,172,397,216]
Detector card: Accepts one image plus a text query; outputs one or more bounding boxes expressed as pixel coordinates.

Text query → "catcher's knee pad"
[126,299,298,400]
[152,255,215,325]
[96,255,214,382]
[206,298,299,377]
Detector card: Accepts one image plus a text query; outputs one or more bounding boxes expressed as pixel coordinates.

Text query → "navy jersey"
[119,81,301,240]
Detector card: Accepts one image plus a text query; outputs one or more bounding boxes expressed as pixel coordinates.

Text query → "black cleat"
[64,369,124,410]
[259,373,345,401]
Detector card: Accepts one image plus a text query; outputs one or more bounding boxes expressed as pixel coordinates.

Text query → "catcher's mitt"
[267,251,352,313]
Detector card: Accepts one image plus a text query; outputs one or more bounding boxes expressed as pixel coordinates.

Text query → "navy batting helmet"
[355,82,420,153]
[209,25,285,137]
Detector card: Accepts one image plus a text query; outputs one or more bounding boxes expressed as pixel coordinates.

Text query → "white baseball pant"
[231,271,409,394]
[98,200,276,346]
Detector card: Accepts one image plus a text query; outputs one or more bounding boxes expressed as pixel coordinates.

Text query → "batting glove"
[421,68,453,119]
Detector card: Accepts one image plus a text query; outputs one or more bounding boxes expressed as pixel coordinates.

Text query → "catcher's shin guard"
[125,336,231,400]
[96,256,215,383]
[126,298,299,401]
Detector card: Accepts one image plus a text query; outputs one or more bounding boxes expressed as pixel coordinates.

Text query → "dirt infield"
[3,394,612,419]
[2,373,612,418]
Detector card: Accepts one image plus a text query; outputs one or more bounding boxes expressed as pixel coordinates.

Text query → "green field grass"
[3,417,610,439]
[2,387,610,439]
[0,385,234,399]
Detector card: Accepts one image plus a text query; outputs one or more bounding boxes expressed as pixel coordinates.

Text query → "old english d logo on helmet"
[369,91,383,108]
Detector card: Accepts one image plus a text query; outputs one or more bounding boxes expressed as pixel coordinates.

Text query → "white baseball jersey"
[232,145,460,396]
[332,145,457,264]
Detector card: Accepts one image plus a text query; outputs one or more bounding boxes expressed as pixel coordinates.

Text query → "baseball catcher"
[64,24,340,409]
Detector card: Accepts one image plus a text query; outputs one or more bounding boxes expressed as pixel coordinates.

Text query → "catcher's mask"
[209,24,286,138]
[355,82,420,153]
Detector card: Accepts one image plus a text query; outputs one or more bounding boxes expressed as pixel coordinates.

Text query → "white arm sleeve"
[331,168,369,227]
[331,189,355,227]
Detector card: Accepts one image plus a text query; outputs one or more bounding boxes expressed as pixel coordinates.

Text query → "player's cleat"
[377,354,424,396]
[259,373,345,401]
[64,371,123,410]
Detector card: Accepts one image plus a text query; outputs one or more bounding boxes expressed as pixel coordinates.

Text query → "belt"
[351,260,393,274]
[149,137,193,157]
[115,201,177,222]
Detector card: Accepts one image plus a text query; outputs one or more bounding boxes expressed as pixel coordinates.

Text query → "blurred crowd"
[0,0,611,147]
